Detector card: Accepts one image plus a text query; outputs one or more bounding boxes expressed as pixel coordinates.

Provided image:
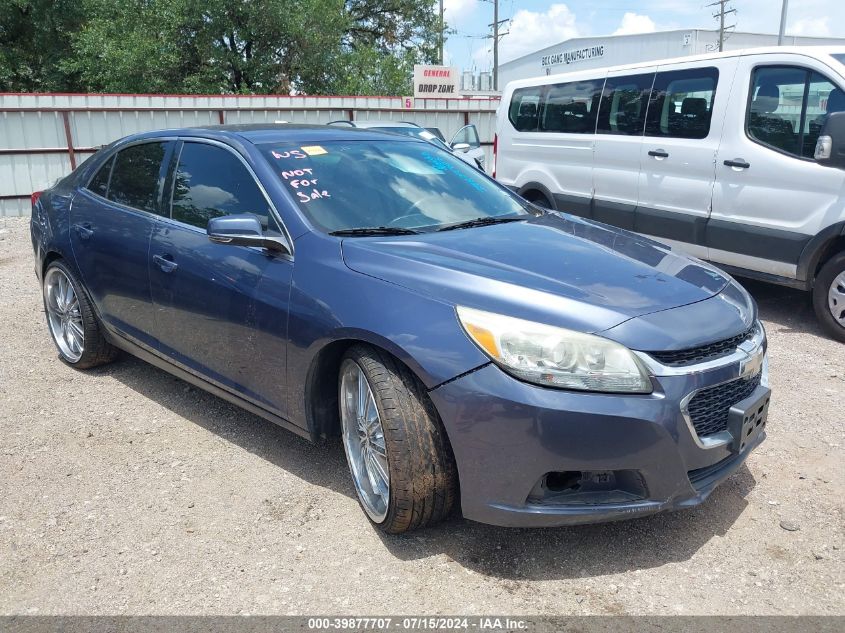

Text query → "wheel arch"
[797,221,845,287]
[516,182,557,209]
[303,335,452,444]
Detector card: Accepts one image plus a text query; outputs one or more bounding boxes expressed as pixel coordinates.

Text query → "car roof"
[346,120,421,129]
[119,123,421,147]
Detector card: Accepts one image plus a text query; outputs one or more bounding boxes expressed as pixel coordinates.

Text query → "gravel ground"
[0,215,842,616]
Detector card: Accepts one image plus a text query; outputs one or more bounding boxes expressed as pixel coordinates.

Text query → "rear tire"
[338,345,457,533]
[42,260,118,369]
[813,252,845,343]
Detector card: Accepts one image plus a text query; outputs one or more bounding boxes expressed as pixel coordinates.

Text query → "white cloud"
[497,4,581,64]
[788,16,832,37]
[613,12,657,36]
[443,0,477,24]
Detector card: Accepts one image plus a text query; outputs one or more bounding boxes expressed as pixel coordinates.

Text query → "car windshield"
[833,53,845,67]
[259,140,529,232]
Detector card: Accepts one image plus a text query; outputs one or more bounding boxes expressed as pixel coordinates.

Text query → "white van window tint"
[747,66,843,159]
[645,67,718,139]
[508,87,542,131]
[541,79,603,134]
[596,73,655,136]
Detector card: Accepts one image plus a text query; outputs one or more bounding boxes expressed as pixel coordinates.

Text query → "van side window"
[803,73,842,157]
[541,79,604,134]
[747,66,842,159]
[596,73,654,136]
[645,67,718,139]
[508,87,542,132]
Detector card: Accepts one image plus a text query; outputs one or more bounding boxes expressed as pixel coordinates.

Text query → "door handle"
[72,223,94,240]
[724,159,751,169]
[648,149,669,158]
[152,254,178,273]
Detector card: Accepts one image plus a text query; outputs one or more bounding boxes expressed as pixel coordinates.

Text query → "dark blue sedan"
[30,124,770,532]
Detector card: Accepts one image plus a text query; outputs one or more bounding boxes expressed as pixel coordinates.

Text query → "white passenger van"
[495,47,845,342]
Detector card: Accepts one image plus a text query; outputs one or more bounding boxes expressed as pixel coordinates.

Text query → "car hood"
[340,213,734,337]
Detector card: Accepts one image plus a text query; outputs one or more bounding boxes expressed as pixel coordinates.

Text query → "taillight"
[31,191,43,207]
[492,134,498,179]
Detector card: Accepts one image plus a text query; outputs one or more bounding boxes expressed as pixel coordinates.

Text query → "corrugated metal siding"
[0,93,500,217]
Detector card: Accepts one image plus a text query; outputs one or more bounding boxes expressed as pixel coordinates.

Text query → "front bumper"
[429,344,768,528]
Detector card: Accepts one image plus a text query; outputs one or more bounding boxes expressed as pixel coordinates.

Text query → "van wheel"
[42,260,118,368]
[338,345,457,533]
[813,252,845,343]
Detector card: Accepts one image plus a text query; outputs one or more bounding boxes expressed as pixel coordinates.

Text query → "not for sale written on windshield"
[271,149,331,203]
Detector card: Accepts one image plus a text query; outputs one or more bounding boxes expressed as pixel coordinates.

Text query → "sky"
[441,0,845,72]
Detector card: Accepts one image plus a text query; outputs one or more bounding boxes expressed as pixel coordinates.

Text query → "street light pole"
[778,0,789,46]
[493,0,498,90]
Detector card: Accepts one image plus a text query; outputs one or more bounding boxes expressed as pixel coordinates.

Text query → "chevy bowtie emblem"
[739,345,764,378]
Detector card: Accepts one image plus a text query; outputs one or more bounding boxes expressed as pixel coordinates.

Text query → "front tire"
[338,345,457,533]
[42,260,118,368]
[813,253,845,343]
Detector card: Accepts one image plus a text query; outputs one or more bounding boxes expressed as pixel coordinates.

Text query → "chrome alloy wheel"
[340,360,390,522]
[828,270,845,327]
[44,267,84,362]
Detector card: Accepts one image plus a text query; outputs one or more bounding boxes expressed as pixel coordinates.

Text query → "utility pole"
[778,0,789,45]
[439,0,444,65]
[482,0,509,91]
[708,0,736,52]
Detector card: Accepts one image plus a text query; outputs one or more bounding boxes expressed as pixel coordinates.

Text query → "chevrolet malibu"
[30,124,771,533]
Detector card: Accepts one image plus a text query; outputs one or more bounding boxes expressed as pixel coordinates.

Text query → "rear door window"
[541,79,604,133]
[596,73,655,136]
[508,87,543,132]
[107,142,169,214]
[645,67,719,139]
[170,142,271,229]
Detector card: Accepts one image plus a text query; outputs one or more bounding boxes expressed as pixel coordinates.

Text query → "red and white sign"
[413,65,459,99]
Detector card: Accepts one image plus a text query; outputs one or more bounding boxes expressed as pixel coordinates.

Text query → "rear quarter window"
[86,155,114,198]
[508,87,543,132]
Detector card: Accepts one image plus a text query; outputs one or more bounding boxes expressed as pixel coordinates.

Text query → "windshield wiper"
[329,226,421,236]
[437,216,525,232]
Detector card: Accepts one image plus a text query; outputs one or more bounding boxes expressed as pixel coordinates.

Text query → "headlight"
[457,306,652,393]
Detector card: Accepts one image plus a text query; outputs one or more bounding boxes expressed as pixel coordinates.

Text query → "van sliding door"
[635,57,739,260]
[592,72,655,230]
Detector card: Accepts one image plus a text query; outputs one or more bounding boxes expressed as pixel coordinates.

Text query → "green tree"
[1,0,440,95]
[0,0,84,91]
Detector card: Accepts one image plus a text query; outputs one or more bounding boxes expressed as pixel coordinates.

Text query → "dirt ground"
[0,216,842,615]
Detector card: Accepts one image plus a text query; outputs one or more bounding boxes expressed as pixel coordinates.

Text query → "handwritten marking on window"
[272,149,306,160]
[296,189,331,203]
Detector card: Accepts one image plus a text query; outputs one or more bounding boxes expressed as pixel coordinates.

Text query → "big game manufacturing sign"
[413,65,460,98]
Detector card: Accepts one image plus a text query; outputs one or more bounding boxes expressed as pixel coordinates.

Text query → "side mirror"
[207,214,289,254]
[452,142,471,152]
[815,111,845,170]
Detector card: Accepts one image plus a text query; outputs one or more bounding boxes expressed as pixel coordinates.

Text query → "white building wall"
[498,30,845,87]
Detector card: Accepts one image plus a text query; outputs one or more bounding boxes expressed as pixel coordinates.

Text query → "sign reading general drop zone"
[413,65,460,98]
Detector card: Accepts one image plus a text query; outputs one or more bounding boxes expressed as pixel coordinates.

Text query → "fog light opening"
[545,471,582,492]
